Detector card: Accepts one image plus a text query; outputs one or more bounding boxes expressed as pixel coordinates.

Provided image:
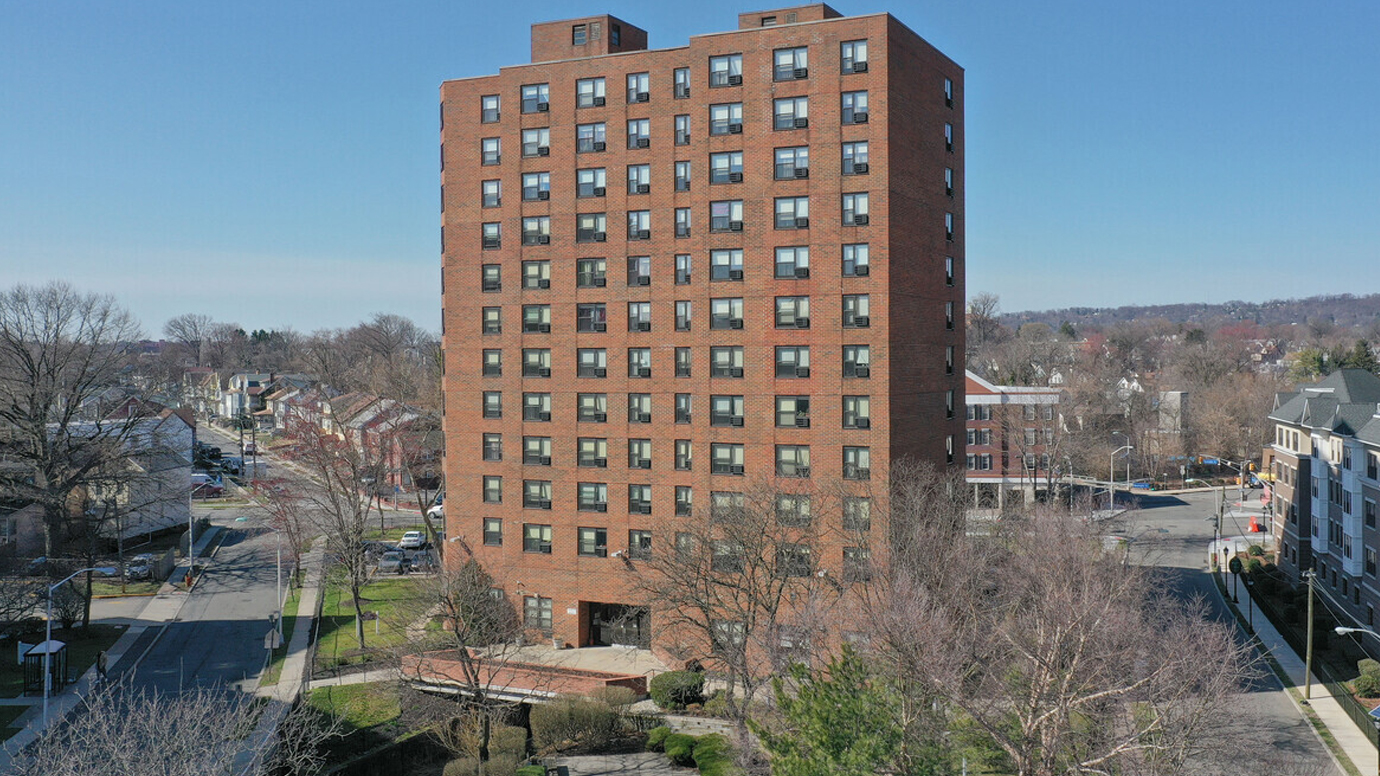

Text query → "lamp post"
[44,567,117,726]
[1064,456,1075,511]
[1186,477,1226,588]
[1109,443,1134,511]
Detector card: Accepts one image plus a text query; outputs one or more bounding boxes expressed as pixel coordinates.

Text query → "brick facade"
[440,4,965,652]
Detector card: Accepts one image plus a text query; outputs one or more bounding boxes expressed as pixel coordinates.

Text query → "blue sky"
[3,0,1376,336]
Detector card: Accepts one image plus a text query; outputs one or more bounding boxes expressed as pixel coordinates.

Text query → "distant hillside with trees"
[1003,293,1380,334]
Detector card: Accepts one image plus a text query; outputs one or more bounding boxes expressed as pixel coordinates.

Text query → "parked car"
[220,456,244,475]
[242,440,258,456]
[398,531,426,550]
[126,553,157,581]
[377,551,411,575]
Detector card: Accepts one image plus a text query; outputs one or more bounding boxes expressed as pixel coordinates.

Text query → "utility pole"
[1304,569,1316,700]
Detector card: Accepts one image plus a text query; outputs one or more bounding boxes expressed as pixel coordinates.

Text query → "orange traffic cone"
[1248,516,1260,533]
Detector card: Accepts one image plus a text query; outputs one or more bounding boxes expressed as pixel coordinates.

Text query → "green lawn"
[0,624,127,699]
[0,705,28,740]
[316,576,425,670]
[309,683,402,732]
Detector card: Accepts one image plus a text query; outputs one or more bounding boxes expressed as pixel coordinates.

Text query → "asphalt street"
[1114,489,1340,774]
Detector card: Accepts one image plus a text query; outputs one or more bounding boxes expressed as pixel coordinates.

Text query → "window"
[481,223,501,250]
[628,392,652,423]
[576,213,607,242]
[523,523,553,553]
[841,40,869,73]
[760,15,777,25]
[711,443,746,475]
[843,496,871,531]
[482,433,503,461]
[675,160,691,191]
[844,446,871,480]
[522,216,551,245]
[627,255,651,285]
[775,197,810,229]
[944,122,954,152]
[842,91,869,124]
[629,530,652,560]
[627,119,651,149]
[710,297,744,329]
[482,179,501,207]
[576,348,607,378]
[521,348,551,377]
[710,152,744,184]
[711,248,744,280]
[675,301,693,331]
[843,396,871,429]
[482,349,502,377]
[775,247,809,278]
[676,254,692,284]
[577,122,607,153]
[481,137,501,165]
[482,307,501,334]
[711,346,745,378]
[676,487,694,517]
[675,439,693,471]
[521,304,551,332]
[572,24,587,45]
[711,395,745,427]
[628,348,652,378]
[627,210,651,240]
[774,47,808,81]
[711,491,745,521]
[481,94,500,123]
[521,128,550,157]
[842,141,869,175]
[945,256,955,286]
[483,475,502,503]
[843,547,872,583]
[628,484,652,513]
[576,303,607,333]
[709,54,743,87]
[776,446,811,478]
[522,172,551,202]
[775,296,810,328]
[626,164,651,195]
[945,301,955,330]
[627,72,650,103]
[673,394,693,425]
[524,596,552,631]
[521,83,550,114]
[776,396,811,428]
[523,480,552,509]
[842,193,870,226]
[523,436,552,466]
[777,544,812,577]
[713,542,745,574]
[944,76,954,106]
[483,517,503,546]
[674,68,691,99]
[843,295,871,328]
[676,207,691,237]
[843,243,869,276]
[675,347,692,377]
[675,114,691,145]
[579,527,608,556]
[776,346,810,378]
[774,96,808,130]
[1367,499,1377,529]
[945,167,954,197]
[628,302,652,332]
[577,393,607,422]
[945,212,955,241]
[775,146,809,179]
[578,438,608,468]
[610,23,621,45]
[482,391,502,419]
[776,494,811,526]
[709,103,744,135]
[522,392,551,421]
[576,167,607,197]
[522,260,551,289]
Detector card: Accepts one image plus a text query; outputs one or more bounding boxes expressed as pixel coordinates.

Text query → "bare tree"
[162,313,215,366]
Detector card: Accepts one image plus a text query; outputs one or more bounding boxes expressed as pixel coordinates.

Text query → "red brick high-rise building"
[440,4,964,651]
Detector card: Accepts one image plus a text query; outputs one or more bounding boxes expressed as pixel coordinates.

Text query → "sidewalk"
[1223,581,1375,774]
[0,525,226,766]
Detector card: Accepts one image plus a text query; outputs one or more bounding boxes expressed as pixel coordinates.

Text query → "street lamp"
[1109,443,1134,511]
[44,567,117,726]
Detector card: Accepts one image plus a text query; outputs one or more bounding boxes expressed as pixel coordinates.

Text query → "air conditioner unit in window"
[795,417,810,428]
[638,229,651,240]
[593,277,607,287]
[636,137,650,148]
[540,456,552,465]
[795,217,810,228]
[594,367,607,377]
[537,102,550,112]
[730,367,744,378]
[592,187,606,197]
[636,411,651,422]
[946,186,954,197]
[538,278,551,288]
[636,275,650,286]
[729,318,744,329]
[853,214,869,225]
[794,317,810,328]
[636,503,652,514]
[676,228,690,237]
[793,67,808,79]
[794,117,809,129]
[636,92,650,103]
[795,366,811,378]
[794,267,810,279]
[539,367,552,377]
[945,96,953,108]
[854,365,871,377]
[637,367,652,377]
[854,162,870,174]
[854,315,870,327]
[537,190,550,200]
[538,235,551,244]
[594,96,606,107]
[539,411,552,421]
[730,464,745,474]
[854,264,870,276]
[729,220,744,231]
[537,146,550,157]
[852,61,869,72]
[728,74,743,86]
[636,459,651,469]
[595,503,608,512]
[538,323,551,333]
[593,141,607,151]
[856,418,871,429]
[730,416,745,427]
[794,168,810,179]
[636,183,650,194]
[594,412,608,422]
[595,457,608,467]
[853,112,869,123]
[676,86,690,98]
[594,232,607,242]
[728,172,744,183]
[727,123,743,134]
[637,321,651,331]
[728,269,744,280]
[593,323,607,332]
